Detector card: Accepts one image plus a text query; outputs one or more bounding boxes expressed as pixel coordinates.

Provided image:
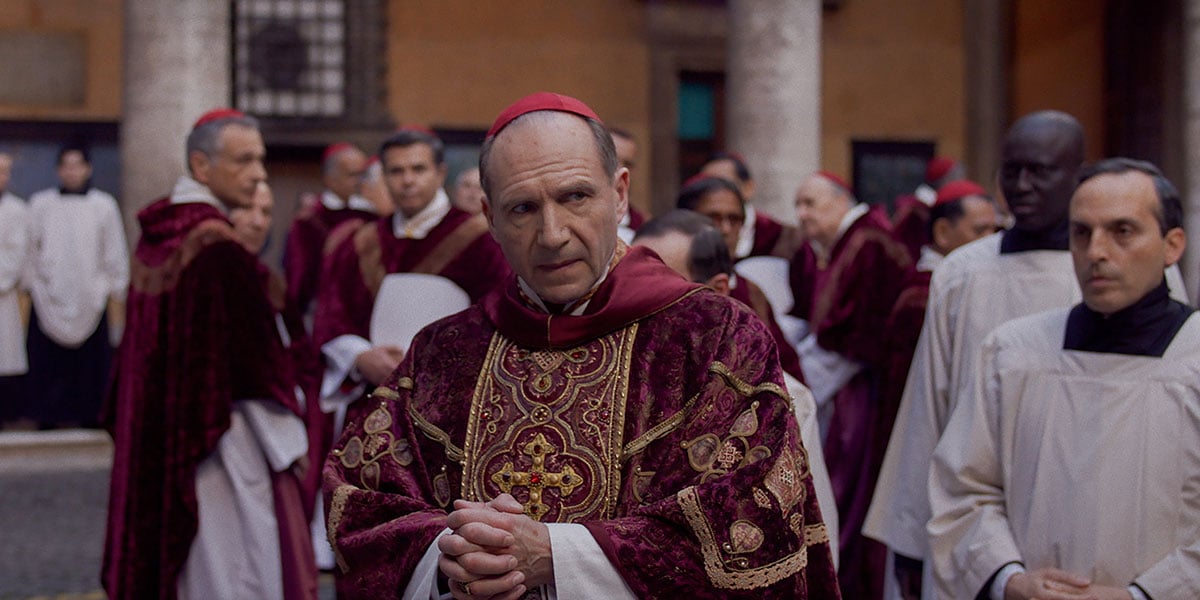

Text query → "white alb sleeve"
[546,523,636,599]
[238,399,308,473]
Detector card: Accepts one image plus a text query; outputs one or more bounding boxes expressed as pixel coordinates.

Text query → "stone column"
[964,0,1010,186]
[1184,0,1200,301]
[726,0,821,224]
[120,2,230,243]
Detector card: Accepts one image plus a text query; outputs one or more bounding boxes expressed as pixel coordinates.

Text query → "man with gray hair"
[103,109,316,600]
[284,141,377,318]
[324,92,839,599]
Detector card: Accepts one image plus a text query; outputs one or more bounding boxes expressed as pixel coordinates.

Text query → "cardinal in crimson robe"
[324,92,840,599]
[103,109,315,600]
[312,128,511,412]
[789,170,912,600]
[283,141,378,319]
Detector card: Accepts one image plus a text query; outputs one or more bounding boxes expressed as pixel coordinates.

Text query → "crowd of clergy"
[1,92,1196,600]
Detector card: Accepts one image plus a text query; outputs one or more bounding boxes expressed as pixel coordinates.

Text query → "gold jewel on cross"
[490,432,583,520]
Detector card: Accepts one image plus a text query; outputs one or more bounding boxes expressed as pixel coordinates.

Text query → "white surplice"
[928,309,1200,600]
[0,192,28,375]
[865,232,1191,564]
[177,401,308,600]
[24,187,128,347]
[863,233,1079,560]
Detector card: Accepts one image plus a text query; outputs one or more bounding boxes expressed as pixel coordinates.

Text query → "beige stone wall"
[0,0,123,120]
[1011,0,1106,160]
[385,0,654,213]
[820,0,967,178]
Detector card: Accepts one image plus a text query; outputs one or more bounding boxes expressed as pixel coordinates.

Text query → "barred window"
[232,0,386,128]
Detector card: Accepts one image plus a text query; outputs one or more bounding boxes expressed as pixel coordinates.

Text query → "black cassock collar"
[1000,221,1069,254]
[1063,279,1194,357]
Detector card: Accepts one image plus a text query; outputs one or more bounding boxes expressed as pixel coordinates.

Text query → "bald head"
[795,173,855,250]
[479,110,629,305]
[1000,110,1085,234]
[322,144,367,202]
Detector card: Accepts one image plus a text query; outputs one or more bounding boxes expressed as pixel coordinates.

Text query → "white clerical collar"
[810,202,868,261]
[917,245,944,273]
[517,249,617,316]
[914,183,936,207]
[833,202,869,244]
[391,189,450,240]
[321,190,377,213]
[169,176,228,215]
[735,204,757,258]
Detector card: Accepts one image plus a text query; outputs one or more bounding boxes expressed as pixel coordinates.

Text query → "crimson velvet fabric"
[788,208,912,600]
[102,200,306,599]
[875,269,931,491]
[323,247,840,599]
[284,202,377,314]
[312,208,511,349]
[730,276,805,384]
[270,271,329,518]
[890,195,931,264]
[748,210,804,259]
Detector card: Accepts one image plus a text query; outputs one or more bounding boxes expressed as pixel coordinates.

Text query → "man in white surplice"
[864,111,1191,599]
[0,152,29,421]
[24,145,128,428]
[928,158,1200,600]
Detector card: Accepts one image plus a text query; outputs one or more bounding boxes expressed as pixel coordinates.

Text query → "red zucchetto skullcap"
[816,170,852,193]
[192,108,246,130]
[925,157,958,184]
[486,92,603,139]
[935,179,988,206]
[322,142,355,163]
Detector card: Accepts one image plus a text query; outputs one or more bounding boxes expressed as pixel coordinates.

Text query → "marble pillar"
[726,0,822,224]
[120,2,230,242]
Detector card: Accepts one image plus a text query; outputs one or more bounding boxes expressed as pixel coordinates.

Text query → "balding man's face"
[325,148,367,202]
[795,175,851,249]
[1069,171,1184,315]
[193,125,267,209]
[999,125,1081,233]
[483,114,629,305]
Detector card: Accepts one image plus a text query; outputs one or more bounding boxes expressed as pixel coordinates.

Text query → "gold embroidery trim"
[621,391,700,462]
[326,484,356,574]
[462,324,636,521]
[461,332,506,499]
[409,404,464,463]
[803,523,829,547]
[372,385,400,400]
[678,486,809,590]
[708,362,790,403]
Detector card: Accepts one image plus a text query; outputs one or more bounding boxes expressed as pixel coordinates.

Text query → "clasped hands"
[1005,568,1133,600]
[438,493,553,600]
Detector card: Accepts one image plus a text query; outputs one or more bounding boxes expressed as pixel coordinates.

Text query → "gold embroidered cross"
[490,433,582,520]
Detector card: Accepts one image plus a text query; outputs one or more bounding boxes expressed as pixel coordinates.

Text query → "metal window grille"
[233,0,347,118]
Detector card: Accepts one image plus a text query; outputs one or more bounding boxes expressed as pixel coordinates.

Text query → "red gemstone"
[530,472,542,484]
[481,411,490,421]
